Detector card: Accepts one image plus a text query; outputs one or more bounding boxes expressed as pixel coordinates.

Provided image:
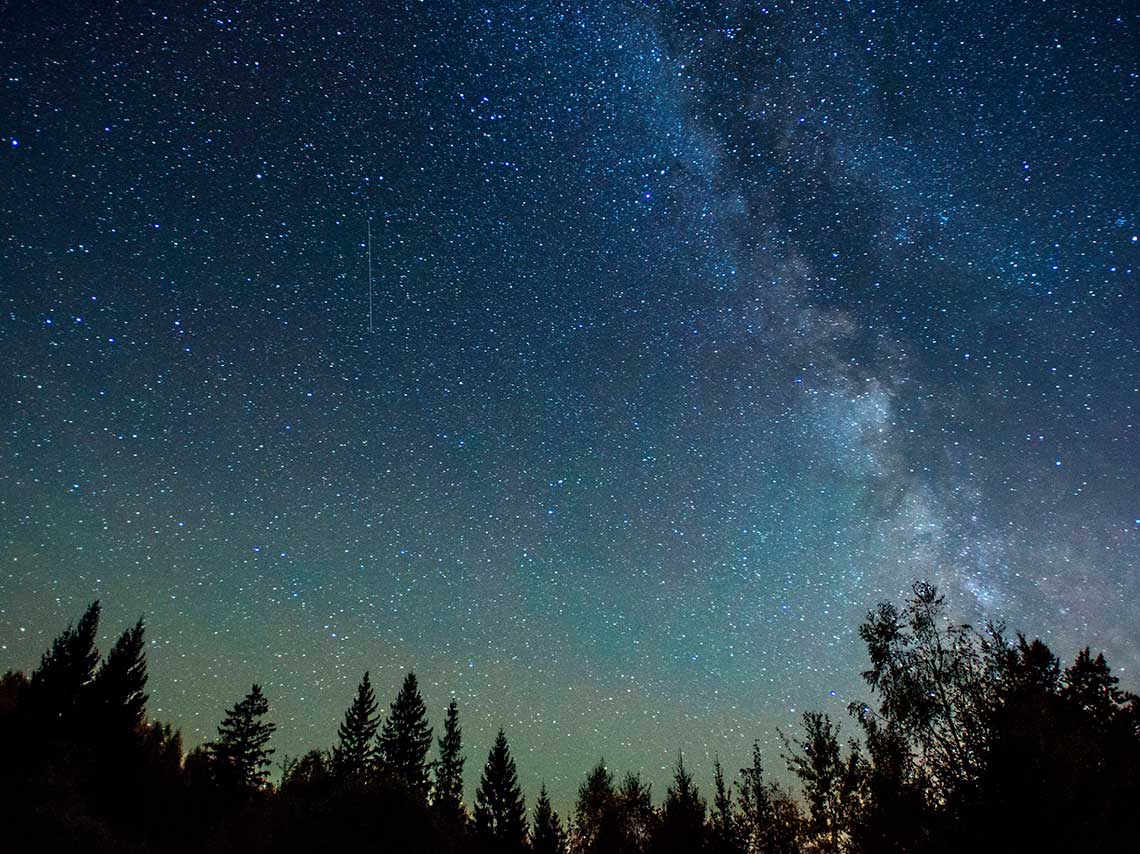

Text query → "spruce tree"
[573,760,618,854]
[433,698,465,822]
[377,671,434,799]
[654,753,707,854]
[207,683,276,793]
[710,757,743,854]
[618,771,656,854]
[1062,647,1127,725]
[92,618,148,738]
[332,671,379,785]
[532,783,567,854]
[473,728,528,852]
[737,742,772,851]
[30,600,101,730]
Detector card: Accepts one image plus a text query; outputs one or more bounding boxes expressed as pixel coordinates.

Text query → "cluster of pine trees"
[2,582,1139,853]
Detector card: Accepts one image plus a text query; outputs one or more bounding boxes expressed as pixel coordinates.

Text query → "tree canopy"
[4,584,1140,853]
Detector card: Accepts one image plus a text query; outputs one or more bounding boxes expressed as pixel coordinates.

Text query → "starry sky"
[1,0,1138,811]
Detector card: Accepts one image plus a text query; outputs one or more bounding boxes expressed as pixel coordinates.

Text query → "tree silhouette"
[207,683,276,794]
[281,748,332,798]
[617,771,656,854]
[847,711,926,854]
[651,753,707,854]
[377,671,434,799]
[532,783,568,854]
[332,671,378,785]
[29,600,101,731]
[473,728,527,852]
[783,712,862,854]
[709,758,742,854]
[91,618,148,739]
[857,582,993,807]
[0,670,28,723]
[572,760,618,854]
[433,698,465,824]
[737,742,781,853]
[4,582,1140,853]
[1062,647,1128,726]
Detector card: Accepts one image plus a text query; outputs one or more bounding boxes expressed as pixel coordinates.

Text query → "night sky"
[2,0,1138,810]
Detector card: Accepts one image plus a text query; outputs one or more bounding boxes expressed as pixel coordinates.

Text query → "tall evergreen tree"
[332,671,379,785]
[618,771,656,854]
[91,618,148,738]
[737,742,771,851]
[29,600,101,730]
[1062,647,1127,725]
[207,683,276,793]
[709,758,742,854]
[474,728,528,852]
[573,760,618,854]
[377,671,434,799]
[532,783,568,854]
[433,698,465,822]
[652,753,707,854]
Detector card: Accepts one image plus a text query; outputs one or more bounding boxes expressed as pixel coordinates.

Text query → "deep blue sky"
[2,0,1138,810]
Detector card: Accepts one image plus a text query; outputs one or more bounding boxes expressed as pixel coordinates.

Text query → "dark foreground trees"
[531,783,568,854]
[378,671,434,800]
[332,671,379,785]
[845,581,1140,853]
[474,729,528,853]
[2,582,1139,853]
[435,698,467,825]
[207,684,277,794]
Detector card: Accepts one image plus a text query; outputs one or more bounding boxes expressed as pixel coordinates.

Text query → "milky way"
[2,1,1138,809]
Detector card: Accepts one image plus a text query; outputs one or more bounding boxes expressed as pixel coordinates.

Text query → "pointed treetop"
[208,683,277,794]
[93,617,149,736]
[532,782,568,854]
[377,670,434,799]
[433,697,465,821]
[474,728,528,852]
[333,671,379,785]
[30,600,102,729]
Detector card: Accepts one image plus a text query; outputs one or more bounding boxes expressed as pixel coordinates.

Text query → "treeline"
[2,582,1139,853]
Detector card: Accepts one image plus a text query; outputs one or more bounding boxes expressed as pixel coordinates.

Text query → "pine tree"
[30,600,101,730]
[618,771,656,854]
[474,728,528,852]
[433,698,465,822]
[1062,647,1127,725]
[573,760,619,854]
[710,757,742,854]
[532,783,567,854]
[377,671,433,799]
[332,671,379,785]
[653,753,707,854]
[737,743,771,851]
[207,683,276,793]
[91,618,148,738]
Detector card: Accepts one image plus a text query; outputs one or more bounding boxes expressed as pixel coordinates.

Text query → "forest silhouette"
[2,581,1138,853]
